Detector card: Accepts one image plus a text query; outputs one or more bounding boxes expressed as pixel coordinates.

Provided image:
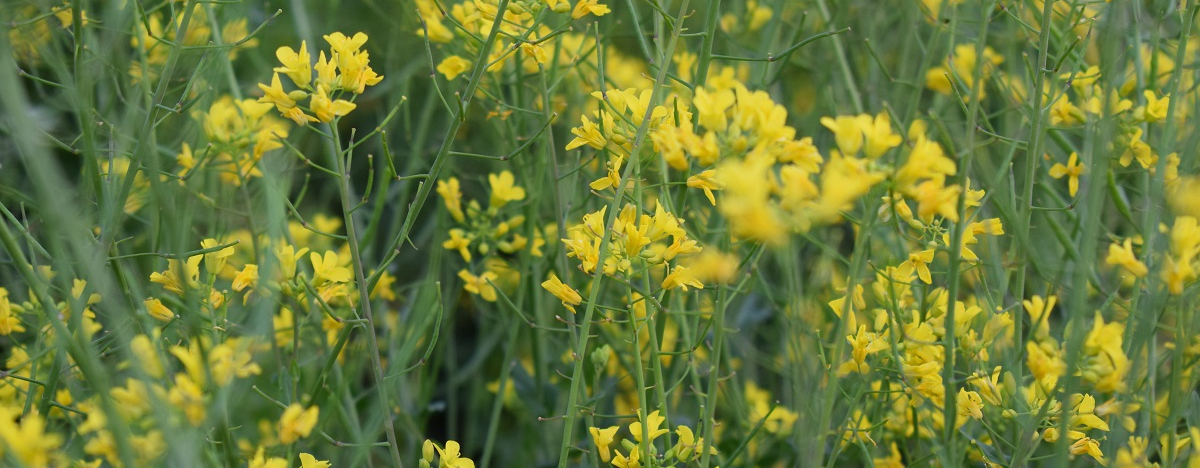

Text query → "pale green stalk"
[815,203,881,467]
[1132,3,1198,463]
[1007,0,1061,461]
[815,0,863,113]
[329,123,405,468]
[692,0,722,88]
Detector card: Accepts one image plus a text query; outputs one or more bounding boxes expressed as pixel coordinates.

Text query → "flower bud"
[423,440,435,463]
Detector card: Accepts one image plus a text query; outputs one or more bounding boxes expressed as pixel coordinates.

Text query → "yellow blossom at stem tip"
[143,298,175,322]
[1106,238,1148,278]
[1049,152,1085,197]
[278,404,319,444]
[298,453,331,468]
[437,55,472,80]
[541,273,582,313]
[589,426,619,463]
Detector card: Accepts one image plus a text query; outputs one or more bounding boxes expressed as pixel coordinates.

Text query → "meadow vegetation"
[1,0,1199,467]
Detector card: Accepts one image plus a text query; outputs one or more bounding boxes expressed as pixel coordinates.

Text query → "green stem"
[329,123,405,468]
[1008,0,1059,461]
[939,2,995,463]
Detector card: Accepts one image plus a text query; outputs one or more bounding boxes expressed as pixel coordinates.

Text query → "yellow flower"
[310,84,356,122]
[310,251,352,284]
[278,404,319,444]
[1169,216,1200,263]
[488,171,526,208]
[233,264,259,292]
[258,73,318,126]
[437,178,466,223]
[1105,238,1148,278]
[1048,152,1085,197]
[925,44,1003,101]
[693,87,735,132]
[629,410,669,443]
[150,255,202,295]
[323,31,368,57]
[566,115,607,151]
[249,447,288,468]
[1068,393,1110,432]
[896,135,955,191]
[686,170,722,206]
[841,410,876,445]
[820,115,867,156]
[298,453,331,468]
[275,244,310,280]
[314,51,338,89]
[838,325,888,375]
[611,447,641,468]
[443,229,473,262]
[1135,90,1170,123]
[1069,437,1104,463]
[662,265,704,292]
[545,0,571,13]
[321,32,382,94]
[258,72,296,109]
[590,157,623,192]
[912,180,961,222]
[0,288,26,335]
[0,406,62,467]
[572,0,612,19]
[956,388,984,426]
[520,43,549,64]
[129,334,164,379]
[434,440,475,468]
[541,273,582,313]
[745,381,799,435]
[861,112,902,158]
[143,298,175,322]
[458,269,498,302]
[274,41,312,88]
[899,249,935,284]
[663,234,702,262]
[167,374,207,426]
[437,55,472,80]
[200,238,235,274]
[589,426,619,463]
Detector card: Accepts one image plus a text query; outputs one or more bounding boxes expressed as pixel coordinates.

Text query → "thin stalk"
[1008,1,1060,461]
[480,318,521,468]
[329,123,405,468]
[939,2,996,463]
[815,0,863,113]
[692,0,722,88]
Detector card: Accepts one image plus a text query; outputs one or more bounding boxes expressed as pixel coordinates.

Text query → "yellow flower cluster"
[588,410,714,468]
[177,97,290,186]
[438,172,548,303]
[562,202,702,292]
[419,0,609,79]
[258,32,382,125]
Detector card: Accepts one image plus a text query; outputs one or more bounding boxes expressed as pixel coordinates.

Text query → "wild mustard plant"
[2,0,1200,468]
